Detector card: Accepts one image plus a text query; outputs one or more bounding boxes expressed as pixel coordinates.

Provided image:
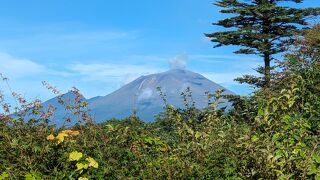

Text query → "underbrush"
[0,87,319,179]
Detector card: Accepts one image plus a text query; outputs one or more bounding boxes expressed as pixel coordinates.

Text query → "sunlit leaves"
[62,130,80,136]
[69,151,83,161]
[46,130,79,144]
[25,172,41,180]
[56,132,68,144]
[0,172,9,180]
[86,157,98,169]
[76,163,89,173]
[78,177,88,180]
[314,155,320,164]
[46,134,54,141]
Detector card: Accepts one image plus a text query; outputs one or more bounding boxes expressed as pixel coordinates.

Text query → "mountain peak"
[166,68,188,73]
[162,68,196,75]
[40,69,234,125]
[88,69,234,122]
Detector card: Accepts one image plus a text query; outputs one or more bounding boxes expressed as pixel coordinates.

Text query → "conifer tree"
[205,0,320,87]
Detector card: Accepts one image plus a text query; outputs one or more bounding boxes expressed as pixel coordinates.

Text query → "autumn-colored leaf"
[69,151,83,161]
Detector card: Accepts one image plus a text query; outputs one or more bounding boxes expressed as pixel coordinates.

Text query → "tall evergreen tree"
[205,0,320,87]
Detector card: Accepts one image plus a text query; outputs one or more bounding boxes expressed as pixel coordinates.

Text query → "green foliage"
[0,24,319,180]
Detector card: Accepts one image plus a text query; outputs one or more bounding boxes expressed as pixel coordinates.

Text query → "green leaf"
[153,138,164,145]
[25,172,41,180]
[157,147,167,152]
[195,131,201,139]
[25,174,35,180]
[275,150,283,160]
[307,165,318,175]
[187,127,194,135]
[272,133,279,141]
[313,154,320,164]
[106,124,114,131]
[78,177,89,180]
[144,137,154,145]
[0,172,9,180]
[251,135,259,142]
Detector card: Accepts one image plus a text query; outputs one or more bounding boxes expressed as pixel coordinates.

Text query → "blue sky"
[0,0,318,103]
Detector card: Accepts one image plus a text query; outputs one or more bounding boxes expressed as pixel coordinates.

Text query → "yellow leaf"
[69,151,83,161]
[76,163,88,171]
[61,130,71,134]
[69,130,79,136]
[46,134,55,141]
[195,131,201,139]
[86,157,98,168]
[62,130,79,136]
[56,132,68,144]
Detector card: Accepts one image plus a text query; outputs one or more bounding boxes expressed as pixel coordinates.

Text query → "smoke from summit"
[169,54,187,69]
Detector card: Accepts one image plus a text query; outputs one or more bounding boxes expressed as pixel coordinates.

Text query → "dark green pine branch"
[206,0,320,87]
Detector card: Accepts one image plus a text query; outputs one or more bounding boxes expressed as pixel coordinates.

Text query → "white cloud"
[0,52,74,79]
[0,28,139,56]
[0,51,260,103]
[69,63,165,85]
[0,52,46,78]
[69,53,194,86]
[190,54,262,86]
[138,88,153,101]
[68,54,260,90]
[169,54,188,69]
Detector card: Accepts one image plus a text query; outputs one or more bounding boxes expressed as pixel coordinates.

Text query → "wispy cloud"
[189,54,261,87]
[190,54,262,75]
[0,52,73,79]
[0,51,260,102]
[0,52,46,78]
[69,63,165,86]
[0,26,139,57]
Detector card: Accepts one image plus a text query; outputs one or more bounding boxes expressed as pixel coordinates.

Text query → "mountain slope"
[88,69,234,122]
[36,69,234,125]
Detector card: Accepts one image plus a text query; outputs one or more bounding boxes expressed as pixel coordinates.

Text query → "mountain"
[88,69,234,122]
[11,91,85,126]
[21,91,87,126]
[36,69,234,126]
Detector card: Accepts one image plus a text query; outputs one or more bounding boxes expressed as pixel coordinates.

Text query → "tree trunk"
[264,53,271,87]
